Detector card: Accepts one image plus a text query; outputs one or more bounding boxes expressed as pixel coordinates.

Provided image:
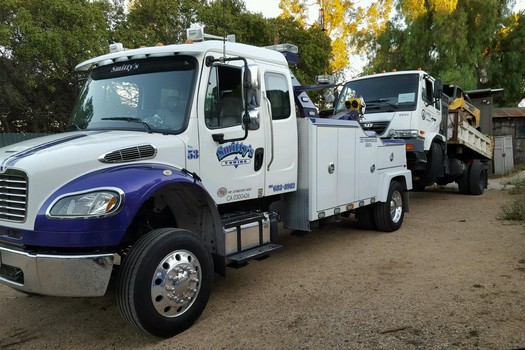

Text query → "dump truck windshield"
[69,56,197,134]
[336,73,419,114]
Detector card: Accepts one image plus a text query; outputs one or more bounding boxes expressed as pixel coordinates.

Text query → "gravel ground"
[0,176,524,350]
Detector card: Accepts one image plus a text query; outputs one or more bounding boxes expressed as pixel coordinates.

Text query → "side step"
[227,243,282,267]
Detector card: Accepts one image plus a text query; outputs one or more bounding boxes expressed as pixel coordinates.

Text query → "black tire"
[469,161,486,195]
[356,205,377,230]
[117,228,214,337]
[415,142,443,189]
[457,162,471,195]
[374,181,405,232]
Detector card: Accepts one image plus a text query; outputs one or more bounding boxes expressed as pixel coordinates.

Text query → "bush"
[499,175,525,221]
[499,197,525,221]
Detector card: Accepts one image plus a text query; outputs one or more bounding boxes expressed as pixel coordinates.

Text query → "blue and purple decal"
[17,163,206,248]
[216,142,254,169]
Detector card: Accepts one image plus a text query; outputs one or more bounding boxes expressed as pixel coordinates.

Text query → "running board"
[227,243,282,267]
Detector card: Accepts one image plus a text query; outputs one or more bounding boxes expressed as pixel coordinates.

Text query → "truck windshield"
[69,56,196,134]
[336,74,419,114]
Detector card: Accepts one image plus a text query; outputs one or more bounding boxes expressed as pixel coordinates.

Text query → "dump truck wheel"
[469,161,486,195]
[374,181,405,232]
[415,142,443,189]
[117,228,213,337]
[457,163,471,195]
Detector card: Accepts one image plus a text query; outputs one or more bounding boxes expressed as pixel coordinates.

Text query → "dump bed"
[446,109,493,160]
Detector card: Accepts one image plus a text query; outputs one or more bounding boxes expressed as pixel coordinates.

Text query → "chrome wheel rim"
[151,249,201,318]
[390,190,403,224]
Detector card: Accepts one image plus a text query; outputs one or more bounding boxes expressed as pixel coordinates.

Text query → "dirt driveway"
[1,181,524,350]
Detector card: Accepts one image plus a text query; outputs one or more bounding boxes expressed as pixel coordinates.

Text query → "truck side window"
[422,79,432,105]
[264,73,291,120]
[422,79,440,110]
[205,65,243,128]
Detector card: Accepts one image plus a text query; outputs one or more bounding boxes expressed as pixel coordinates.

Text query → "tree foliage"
[365,0,512,91]
[489,11,525,105]
[279,0,393,80]
[0,0,111,132]
[0,0,333,132]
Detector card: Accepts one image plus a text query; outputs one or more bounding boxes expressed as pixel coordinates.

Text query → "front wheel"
[374,181,405,232]
[117,228,214,337]
[469,161,487,195]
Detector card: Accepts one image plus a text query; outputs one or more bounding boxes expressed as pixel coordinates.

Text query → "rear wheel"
[374,181,405,232]
[457,162,471,195]
[117,228,213,337]
[469,161,486,195]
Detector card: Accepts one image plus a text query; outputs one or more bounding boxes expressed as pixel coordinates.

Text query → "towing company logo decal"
[111,63,139,73]
[216,142,254,169]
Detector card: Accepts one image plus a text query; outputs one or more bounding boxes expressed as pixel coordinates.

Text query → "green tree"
[489,12,525,105]
[365,0,511,90]
[279,0,393,80]
[0,0,111,132]
[114,0,202,47]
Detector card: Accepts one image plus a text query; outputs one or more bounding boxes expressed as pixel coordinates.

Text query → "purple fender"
[25,163,219,248]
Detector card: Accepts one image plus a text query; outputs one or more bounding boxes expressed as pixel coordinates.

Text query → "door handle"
[254,148,264,171]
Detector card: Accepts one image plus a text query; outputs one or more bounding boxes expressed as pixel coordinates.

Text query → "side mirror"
[247,110,260,130]
[244,65,260,108]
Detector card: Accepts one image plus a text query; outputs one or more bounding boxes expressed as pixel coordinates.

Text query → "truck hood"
[0,130,186,172]
[0,130,187,229]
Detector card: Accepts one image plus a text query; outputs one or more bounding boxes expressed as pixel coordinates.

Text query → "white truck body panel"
[284,118,410,231]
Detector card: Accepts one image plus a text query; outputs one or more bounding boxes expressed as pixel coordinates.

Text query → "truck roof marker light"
[109,43,125,53]
[318,211,326,219]
[334,207,341,214]
[358,200,365,207]
[186,27,235,42]
[406,144,414,151]
[419,130,425,135]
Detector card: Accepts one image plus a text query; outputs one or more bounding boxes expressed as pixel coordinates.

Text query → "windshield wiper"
[101,117,153,133]
[366,99,399,110]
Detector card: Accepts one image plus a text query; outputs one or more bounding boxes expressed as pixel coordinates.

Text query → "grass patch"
[499,197,525,221]
[499,173,525,221]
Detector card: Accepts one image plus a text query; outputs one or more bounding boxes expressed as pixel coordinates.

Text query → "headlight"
[48,189,123,218]
[388,129,419,138]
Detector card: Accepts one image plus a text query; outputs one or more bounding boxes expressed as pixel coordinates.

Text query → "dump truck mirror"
[434,79,443,99]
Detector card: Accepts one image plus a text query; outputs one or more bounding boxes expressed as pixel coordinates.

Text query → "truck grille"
[360,121,390,135]
[0,171,28,222]
[99,145,157,163]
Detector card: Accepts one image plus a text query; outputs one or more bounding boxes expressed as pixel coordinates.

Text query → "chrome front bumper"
[0,245,114,297]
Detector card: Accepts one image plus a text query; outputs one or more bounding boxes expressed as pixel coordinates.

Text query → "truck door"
[420,76,441,135]
[198,63,266,205]
[262,71,298,196]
